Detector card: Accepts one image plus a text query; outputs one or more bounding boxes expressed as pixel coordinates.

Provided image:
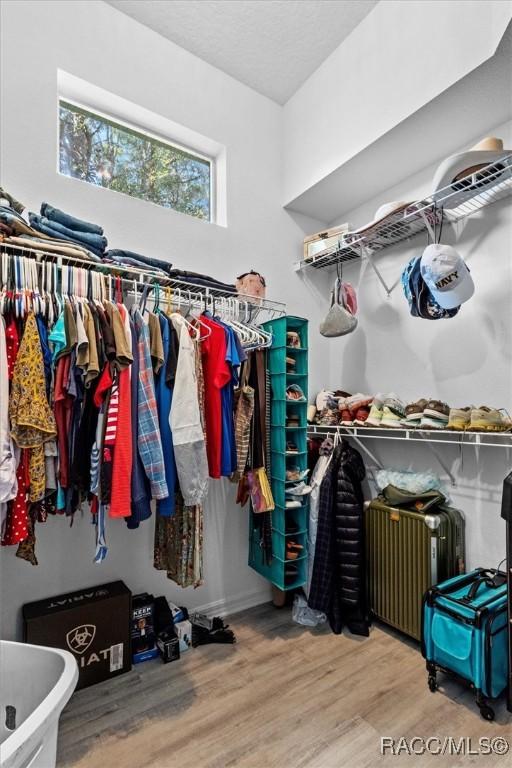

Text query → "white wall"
[0,0,329,640]
[314,118,512,571]
[283,0,512,211]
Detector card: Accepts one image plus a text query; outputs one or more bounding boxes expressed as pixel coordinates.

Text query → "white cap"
[420,244,474,309]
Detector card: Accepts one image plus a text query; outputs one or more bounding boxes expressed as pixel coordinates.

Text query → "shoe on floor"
[404,398,428,425]
[448,406,472,430]
[366,393,386,427]
[470,407,512,432]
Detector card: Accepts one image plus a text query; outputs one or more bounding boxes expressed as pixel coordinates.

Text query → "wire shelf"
[307,423,512,449]
[0,240,286,319]
[296,154,512,271]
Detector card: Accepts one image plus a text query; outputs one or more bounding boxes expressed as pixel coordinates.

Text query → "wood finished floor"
[57,602,512,768]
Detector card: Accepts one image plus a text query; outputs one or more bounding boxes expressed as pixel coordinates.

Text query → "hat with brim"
[420,243,474,310]
[348,201,414,237]
[432,137,511,203]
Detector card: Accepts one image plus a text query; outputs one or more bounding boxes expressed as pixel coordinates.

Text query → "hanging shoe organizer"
[249,316,309,591]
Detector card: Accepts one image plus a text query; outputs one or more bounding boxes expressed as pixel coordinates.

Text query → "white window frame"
[57,70,227,226]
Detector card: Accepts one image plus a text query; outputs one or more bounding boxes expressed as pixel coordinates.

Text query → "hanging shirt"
[155,314,177,516]
[0,317,17,512]
[169,315,208,506]
[200,315,230,479]
[217,322,240,477]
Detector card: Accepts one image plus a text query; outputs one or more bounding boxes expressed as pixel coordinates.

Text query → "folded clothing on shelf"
[105,249,173,275]
[167,268,236,293]
[29,213,107,256]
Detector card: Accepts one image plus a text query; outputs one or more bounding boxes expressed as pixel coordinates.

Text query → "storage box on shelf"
[249,316,309,591]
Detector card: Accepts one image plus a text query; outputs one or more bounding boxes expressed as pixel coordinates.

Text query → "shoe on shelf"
[423,400,450,423]
[287,331,301,348]
[285,499,302,509]
[448,406,472,431]
[470,407,512,432]
[286,416,300,428]
[286,482,312,496]
[420,400,450,430]
[286,441,298,454]
[404,398,428,426]
[381,394,406,428]
[338,398,354,426]
[346,393,373,412]
[286,384,306,401]
[286,541,304,560]
[286,468,309,482]
[285,521,300,535]
[366,393,386,427]
[316,407,339,426]
[353,406,371,426]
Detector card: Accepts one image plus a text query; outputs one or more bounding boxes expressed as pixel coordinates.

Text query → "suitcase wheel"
[428,675,437,693]
[478,704,495,722]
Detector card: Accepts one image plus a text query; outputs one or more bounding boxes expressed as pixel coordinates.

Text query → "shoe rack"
[249,316,309,591]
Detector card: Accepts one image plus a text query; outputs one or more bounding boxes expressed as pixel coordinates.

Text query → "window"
[58,100,212,221]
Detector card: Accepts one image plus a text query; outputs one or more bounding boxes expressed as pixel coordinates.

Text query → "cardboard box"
[303,223,350,262]
[23,581,131,690]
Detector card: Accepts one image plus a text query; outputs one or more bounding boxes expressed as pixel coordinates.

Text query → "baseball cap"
[420,244,474,309]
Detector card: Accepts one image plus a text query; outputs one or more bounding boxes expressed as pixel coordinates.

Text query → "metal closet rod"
[0,241,287,315]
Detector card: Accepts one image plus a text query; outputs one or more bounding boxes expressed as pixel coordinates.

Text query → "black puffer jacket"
[330,441,369,636]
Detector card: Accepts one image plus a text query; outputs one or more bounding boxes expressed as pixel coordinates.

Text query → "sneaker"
[366,393,386,427]
[346,393,373,411]
[285,499,302,509]
[470,407,512,432]
[448,406,472,431]
[317,407,339,426]
[354,406,371,426]
[404,398,428,425]
[381,395,406,428]
[420,415,448,430]
[423,400,450,423]
[338,397,354,426]
[286,482,312,496]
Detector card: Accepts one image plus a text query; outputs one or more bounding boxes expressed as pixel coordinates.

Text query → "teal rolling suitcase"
[422,568,508,720]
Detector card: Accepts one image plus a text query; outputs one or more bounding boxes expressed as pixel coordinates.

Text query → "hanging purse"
[319,276,358,337]
[247,467,275,513]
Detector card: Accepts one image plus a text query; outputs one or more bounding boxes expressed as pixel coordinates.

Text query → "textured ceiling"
[106,0,378,104]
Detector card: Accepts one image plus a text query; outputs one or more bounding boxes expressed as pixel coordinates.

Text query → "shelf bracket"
[341,427,384,470]
[362,245,401,297]
[417,434,456,487]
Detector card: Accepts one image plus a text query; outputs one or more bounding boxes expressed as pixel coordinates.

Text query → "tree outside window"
[59,101,211,221]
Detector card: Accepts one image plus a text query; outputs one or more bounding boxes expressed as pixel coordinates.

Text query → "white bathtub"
[0,640,78,768]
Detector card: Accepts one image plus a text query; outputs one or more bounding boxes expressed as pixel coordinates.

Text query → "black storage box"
[23,581,132,689]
